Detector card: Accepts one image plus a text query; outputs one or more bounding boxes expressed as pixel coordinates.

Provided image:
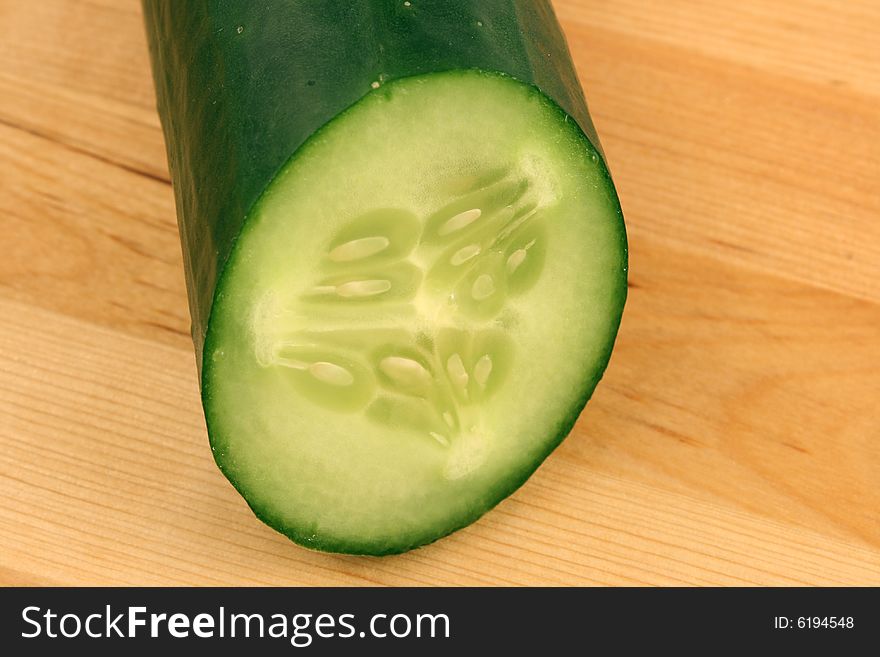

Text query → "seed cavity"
[379,356,432,387]
[328,236,390,262]
[471,274,495,300]
[450,244,481,266]
[474,355,493,387]
[308,362,355,386]
[446,353,469,391]
[335,279,392,298]
[271,173,540,457]
[438,208,481,236]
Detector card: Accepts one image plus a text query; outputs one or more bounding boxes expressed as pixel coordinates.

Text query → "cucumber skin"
[142,0,609,370]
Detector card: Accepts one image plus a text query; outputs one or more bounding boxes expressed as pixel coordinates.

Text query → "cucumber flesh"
[203,71,626,554]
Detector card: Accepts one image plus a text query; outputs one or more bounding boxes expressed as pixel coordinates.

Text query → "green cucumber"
[143,0,627,555]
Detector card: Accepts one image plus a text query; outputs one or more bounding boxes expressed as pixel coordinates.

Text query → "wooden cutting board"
[1,0,878,586]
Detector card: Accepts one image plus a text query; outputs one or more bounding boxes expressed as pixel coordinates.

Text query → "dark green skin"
[142,0,606,372]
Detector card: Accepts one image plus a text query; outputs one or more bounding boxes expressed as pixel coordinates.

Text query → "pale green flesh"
[203,72,625,554]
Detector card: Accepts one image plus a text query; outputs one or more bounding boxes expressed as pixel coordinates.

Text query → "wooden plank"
[566,24,880,303]
[556,0,880,95]
[0,0,878,586]
[0,122,189,350]
[583,234,880,548]
[0,0,167,181]
[0,0,154,110]
[0,0,876,354]
[1,262,878,586]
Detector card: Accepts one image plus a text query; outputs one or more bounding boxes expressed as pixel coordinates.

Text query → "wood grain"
[0,0,878,585]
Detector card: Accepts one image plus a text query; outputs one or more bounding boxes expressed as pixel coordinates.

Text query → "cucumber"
[143,0,627,555]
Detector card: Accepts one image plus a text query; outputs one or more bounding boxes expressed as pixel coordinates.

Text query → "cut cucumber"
[144,1,627,555]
